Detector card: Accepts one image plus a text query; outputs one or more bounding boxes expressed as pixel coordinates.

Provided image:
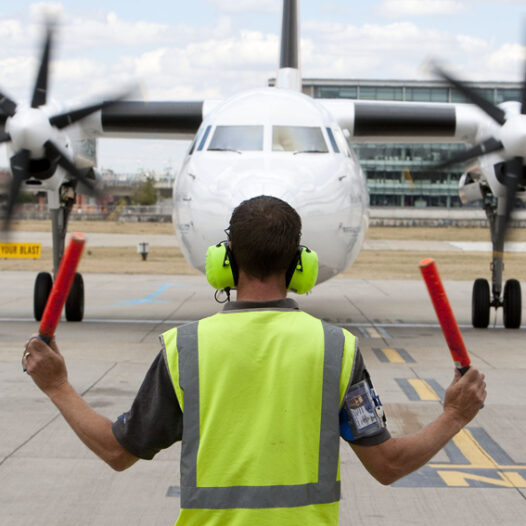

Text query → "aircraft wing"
[319,99,489,145]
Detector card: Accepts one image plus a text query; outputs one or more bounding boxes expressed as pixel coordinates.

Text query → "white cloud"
[117,28,279,100]
[62,12,175,49]
[205,0,280,14]
[487,43,525,76]
[300,19,523,82]
[28,2,65,20]
[378,0,466,17]
[0,19,24,42]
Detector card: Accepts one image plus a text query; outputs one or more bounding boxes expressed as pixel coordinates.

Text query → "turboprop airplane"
[0,0,524,328]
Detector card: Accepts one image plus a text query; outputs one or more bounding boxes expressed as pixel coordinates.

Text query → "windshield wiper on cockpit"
[293,150,327,155]
[208,147,242,154]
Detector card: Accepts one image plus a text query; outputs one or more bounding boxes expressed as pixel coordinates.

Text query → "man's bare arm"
[23,337,138,472]
[351,366,486,485]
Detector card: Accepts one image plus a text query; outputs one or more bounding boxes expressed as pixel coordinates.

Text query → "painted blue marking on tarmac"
[89,283,190,309]
[121,283,177,305]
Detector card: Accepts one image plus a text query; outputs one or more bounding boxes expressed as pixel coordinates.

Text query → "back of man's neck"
[236,272,287,302]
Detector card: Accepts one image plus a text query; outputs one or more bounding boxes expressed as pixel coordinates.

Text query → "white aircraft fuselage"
[173,87,369,284]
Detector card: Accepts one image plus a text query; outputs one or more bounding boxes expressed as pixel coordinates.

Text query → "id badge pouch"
[342,379,385,439]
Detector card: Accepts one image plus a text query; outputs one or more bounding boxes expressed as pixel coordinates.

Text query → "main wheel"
[472,278,490,329]
[503,279,522,329]
[34,272,53,321]
[65,273,84,322]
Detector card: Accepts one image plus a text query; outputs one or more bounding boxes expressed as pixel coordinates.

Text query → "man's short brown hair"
[228,195,301,281]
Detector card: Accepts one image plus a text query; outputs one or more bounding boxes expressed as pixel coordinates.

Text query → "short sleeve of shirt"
[341,347,391,446]
[112,351,182,460]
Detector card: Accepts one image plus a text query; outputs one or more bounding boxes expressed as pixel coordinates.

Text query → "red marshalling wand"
[39,233,86,343]
[419,258,471,374]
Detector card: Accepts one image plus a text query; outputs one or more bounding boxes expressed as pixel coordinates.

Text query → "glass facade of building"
[300,80,522,208]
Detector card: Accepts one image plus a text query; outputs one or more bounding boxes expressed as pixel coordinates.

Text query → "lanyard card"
[343,379,384,439]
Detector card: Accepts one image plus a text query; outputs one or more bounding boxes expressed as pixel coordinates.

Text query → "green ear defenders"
[205,242,238,291]
[205,242,318,295]
[285,246,319,294]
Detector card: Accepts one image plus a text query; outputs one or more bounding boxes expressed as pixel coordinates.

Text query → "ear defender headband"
[205,243,318,295]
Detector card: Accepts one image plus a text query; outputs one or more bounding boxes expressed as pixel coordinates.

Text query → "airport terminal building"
[297,79,522,208]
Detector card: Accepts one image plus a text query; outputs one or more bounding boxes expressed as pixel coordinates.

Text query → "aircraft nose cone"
[231,175,298,208]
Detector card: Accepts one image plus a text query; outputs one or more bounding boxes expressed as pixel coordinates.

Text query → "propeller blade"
[50,101,109,129]
[50,94,130,130]
[4,149,30,229]
[0,91,17,117]
[43,140,99,196]
[0,131,11,143]
[31,24,54,108]
[503,157,523,229]
[436,137,504,169]
[433,63,506,126]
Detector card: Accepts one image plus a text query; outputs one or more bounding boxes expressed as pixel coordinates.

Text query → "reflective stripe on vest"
[175,319,345,510]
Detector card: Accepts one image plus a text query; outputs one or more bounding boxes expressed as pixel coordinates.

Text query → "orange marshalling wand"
[419,258,471,374]
[39,233,86,343]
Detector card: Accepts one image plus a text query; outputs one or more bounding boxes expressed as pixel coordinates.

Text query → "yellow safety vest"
[162,308,356,526]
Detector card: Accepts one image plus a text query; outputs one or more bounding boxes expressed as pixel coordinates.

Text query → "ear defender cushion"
[287,247,319,295]
[205,242,237,290]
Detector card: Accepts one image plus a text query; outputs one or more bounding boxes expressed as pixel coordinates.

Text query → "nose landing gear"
[471,197,522,329]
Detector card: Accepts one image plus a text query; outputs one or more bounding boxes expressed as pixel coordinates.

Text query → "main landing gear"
[471,197,522,329]
[33,185,85,322]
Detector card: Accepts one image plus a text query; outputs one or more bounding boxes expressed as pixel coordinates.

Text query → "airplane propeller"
[432,62,526,246]
[0,21,125,229]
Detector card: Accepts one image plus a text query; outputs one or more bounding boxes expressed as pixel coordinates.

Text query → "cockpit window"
[208,125,263,152]
[272,126,329,153]
[333,127,351,157]
[197,125,212,151]
[326,128,340,153]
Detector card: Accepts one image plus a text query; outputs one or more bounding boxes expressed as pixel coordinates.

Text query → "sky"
[0,0,525,172]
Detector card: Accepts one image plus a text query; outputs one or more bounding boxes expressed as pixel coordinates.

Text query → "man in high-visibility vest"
[23,195,486,525]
